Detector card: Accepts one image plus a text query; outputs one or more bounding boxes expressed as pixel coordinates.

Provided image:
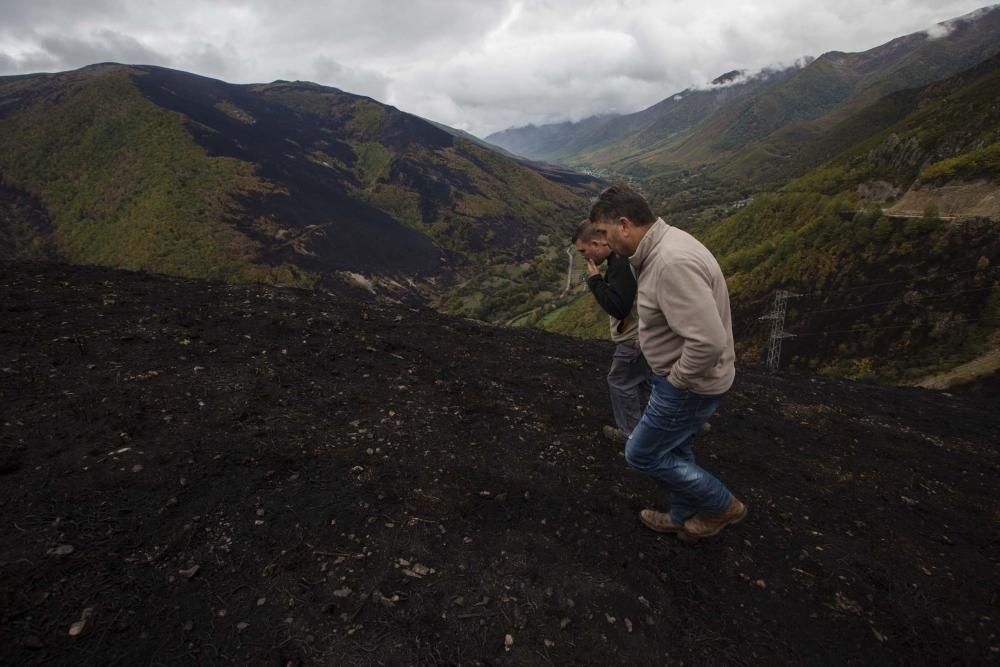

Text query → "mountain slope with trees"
[489,6,1000,226]
[532,39,1000,387]
[485,67,798,167]
[0,64,598,322]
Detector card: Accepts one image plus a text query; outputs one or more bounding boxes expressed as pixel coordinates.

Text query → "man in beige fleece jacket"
[591,184,746,542]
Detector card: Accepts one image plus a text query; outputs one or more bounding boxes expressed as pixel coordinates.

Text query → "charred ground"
[0,261,997,665]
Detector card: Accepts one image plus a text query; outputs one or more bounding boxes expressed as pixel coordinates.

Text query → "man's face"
[574,236,611,263]
[594,216,632,257]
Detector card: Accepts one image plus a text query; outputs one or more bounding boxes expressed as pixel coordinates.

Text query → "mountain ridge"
[0,63,600,322]
[486,5,1000,192]
[530,45,1000,386]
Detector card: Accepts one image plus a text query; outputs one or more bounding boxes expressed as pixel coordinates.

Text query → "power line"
[734,267,996,311]
[801,267,996,298]
[792,315,1000,338]
[760,290,799,372]
[804,286,996,315]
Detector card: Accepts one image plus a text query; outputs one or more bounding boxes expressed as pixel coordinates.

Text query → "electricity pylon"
[760,290,799,372]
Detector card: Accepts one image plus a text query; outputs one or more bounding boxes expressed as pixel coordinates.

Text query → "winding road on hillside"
[504,246,578,327]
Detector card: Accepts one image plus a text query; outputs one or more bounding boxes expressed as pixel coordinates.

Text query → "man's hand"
[586,259,601,277]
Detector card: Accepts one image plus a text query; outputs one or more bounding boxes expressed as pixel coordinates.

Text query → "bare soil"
[1,262,997,665]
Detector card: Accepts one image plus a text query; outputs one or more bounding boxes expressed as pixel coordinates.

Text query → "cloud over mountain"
[0,1,992,135]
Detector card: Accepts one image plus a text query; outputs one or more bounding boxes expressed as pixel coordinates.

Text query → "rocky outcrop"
[886,179,1000,219]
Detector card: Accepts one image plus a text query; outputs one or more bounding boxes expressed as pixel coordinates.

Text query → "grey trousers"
[607,339,651,434]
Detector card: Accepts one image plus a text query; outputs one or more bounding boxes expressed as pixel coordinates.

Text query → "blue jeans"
[625,374,733,523]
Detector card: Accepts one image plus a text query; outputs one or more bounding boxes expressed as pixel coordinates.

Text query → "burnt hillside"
[0,261,997,665]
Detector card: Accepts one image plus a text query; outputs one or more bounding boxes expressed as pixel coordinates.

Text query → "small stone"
[560,617,571,629]
[236,622,249,632]
[68,608,94,637]
[257,597,267,606]
[333,587,352,598]
[47,544,75,557]
[754,579,767,589]
[504,634,514,651]
[132,464,144,473]
[179,565,200,579]
[377,594,395,608]
[625,618,633,633]
[412,563,431,576]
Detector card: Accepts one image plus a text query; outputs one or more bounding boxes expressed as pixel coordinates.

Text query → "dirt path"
[1,262,997,665]
[916,342,1000,390]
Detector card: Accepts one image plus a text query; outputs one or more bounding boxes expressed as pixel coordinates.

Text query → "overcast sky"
[0,1,994,136]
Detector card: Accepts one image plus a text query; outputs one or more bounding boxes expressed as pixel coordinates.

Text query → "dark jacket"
[587,253,639,342]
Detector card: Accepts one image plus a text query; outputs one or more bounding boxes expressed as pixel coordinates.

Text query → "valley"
[1,6,998,665]
[497,9,1000,388]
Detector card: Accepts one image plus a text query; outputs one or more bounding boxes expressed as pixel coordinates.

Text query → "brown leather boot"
[639,510,699,544]
[683,497,748,538]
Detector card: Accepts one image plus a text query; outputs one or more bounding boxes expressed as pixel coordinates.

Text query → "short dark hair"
[571,219,602,243]
[588,184,655,227]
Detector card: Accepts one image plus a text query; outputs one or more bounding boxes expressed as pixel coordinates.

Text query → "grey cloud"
[313,55,391,101]
[925,4,998,39]
[0,48,60,74]
[0,0,118,29]
[0,0,994,135]
[37,30,169,68]
[178,43,236,81]
[240,0,509,67]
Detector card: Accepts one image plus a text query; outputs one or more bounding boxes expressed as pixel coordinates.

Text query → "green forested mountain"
[534,36,1000,388]
[0,64,598,321]
[489,6,1000,227]
[484,67,797,167]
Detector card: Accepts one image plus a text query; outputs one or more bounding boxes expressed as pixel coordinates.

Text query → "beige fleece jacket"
[629,218,735,395]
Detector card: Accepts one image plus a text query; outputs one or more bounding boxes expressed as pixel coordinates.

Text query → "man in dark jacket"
[573,220,650,443]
